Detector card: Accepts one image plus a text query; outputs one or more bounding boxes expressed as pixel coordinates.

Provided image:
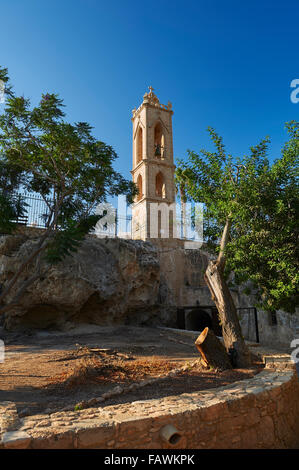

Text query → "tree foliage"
[176,123,299,313]
[0,66,137,311]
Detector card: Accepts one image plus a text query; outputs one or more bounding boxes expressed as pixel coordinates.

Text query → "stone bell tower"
[131,87,176,240]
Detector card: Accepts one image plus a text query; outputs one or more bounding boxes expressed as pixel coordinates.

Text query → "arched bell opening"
[136,127,143,164]
[155,171,166,199]
[136,174,143,201]
[154,122,165,158]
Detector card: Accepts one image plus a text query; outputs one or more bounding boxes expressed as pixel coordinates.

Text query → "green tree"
[226,122,299,314]
[176,123,299,367]
[0,66,137,315]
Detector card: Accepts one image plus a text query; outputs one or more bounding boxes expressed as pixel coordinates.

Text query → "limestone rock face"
[0,234,177,330]
[3,232,297,346]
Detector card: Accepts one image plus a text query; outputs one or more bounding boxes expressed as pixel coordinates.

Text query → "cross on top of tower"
[143,86,159,106]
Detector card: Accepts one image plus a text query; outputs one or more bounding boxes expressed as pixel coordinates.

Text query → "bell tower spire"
[131,87,176,239]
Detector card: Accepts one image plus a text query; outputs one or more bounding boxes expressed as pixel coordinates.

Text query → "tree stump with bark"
[195,327,232,370]
[204,260,252,368]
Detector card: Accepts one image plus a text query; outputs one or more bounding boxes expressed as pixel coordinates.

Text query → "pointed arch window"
[156,171,166,198]
[136,127,143,164]
[137,174,143,201]
[154,122,165,158]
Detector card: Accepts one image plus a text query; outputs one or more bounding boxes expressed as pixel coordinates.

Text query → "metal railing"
[11,193,134,235]
[177,305,259,343]
[12,193,54,229]
[11,192,204,242]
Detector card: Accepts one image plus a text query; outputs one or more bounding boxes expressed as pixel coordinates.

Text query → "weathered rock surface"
[1,231,298,347]
[0,233,181,330]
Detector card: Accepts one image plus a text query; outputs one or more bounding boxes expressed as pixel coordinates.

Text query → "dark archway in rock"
[185,308,213,332]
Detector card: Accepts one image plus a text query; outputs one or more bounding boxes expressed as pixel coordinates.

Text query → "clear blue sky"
[1,0,298,181]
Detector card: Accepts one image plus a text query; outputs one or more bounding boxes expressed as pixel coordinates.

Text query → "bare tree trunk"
[204,218,252,368]
[204,260,251,368]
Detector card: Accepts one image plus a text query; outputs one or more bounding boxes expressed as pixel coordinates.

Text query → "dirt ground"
[0,324,264,416]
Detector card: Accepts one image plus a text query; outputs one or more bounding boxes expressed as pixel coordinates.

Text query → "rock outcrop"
[0,233,180,330]
[1,231,298,346]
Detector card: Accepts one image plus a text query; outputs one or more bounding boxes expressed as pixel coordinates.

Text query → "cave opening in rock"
[185,308,213,332]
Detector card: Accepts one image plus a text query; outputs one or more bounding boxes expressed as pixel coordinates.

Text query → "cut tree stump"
[195,327,232,370]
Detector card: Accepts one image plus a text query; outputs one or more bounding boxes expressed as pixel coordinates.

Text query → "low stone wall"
[1,348,299,449]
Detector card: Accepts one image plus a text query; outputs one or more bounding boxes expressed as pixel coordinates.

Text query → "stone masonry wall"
[1,354,299,449]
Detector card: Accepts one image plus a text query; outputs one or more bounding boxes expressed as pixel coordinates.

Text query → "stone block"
[76,425,115,449]
[2,430,31,449]
[31,431,74,449]
[117,417,154,435]
[245,408,260,427]
[257,415,275,447]
[200,402,227,421]
[241,427,259,449]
